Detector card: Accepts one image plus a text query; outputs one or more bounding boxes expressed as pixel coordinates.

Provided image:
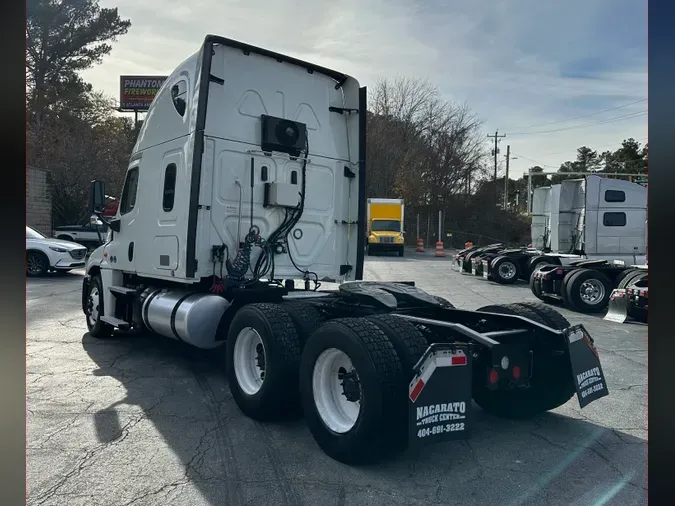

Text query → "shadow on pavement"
[81,330,646,505]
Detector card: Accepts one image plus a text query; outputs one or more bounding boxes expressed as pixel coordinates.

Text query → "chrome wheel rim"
[87,286,100,326]
[312,348,362,433]
[580,279,605,305]
[498,262,516,280]
[233,327,266,395]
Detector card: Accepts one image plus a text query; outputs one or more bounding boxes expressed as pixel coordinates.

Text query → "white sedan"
[26,226,88,276]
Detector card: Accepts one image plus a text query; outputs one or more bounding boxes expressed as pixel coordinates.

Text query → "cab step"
[100,316,130,330]
[109,286,136,296]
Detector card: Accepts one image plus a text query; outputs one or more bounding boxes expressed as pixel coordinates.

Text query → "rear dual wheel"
[491,256,520,284]
[226,303,304,421]
[472,303,575,418]
[300,317,409,464]
[563,269,613,313]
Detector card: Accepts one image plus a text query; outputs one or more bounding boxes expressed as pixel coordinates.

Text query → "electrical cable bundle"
[251,139,320,288]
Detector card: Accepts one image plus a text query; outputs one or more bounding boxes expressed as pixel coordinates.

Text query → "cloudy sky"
[82,0,647,179]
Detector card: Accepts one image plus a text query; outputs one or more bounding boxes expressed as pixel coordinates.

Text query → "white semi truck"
[530,175,647,265]
[528,176,648,315]
[83,34,609,464]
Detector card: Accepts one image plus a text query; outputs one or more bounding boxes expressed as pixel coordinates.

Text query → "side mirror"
[89,180,107,214]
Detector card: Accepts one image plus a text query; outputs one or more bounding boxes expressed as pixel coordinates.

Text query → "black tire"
[463,251,478,272]
[476,304,548,325]
[526,256,552,278]
[560,269,583,309]
[565,269,613,313]
[299,317,405,465]
[615,268,640,289]
[491,256,521,285]
[628,306,648,324]
[623,271,647,289]
[26,250,49,277]
[510,302,571,330]
[366,314,428,377]
[282,301,326,345]
[473,304,575,418]
[398,246,405,257]
[85,276,114,338]
[529,265,557,304]
[226,303,303,421]
[432,294,455,308]
[366,246,372,256]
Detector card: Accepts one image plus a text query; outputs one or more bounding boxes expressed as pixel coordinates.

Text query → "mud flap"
[604,289,628,323]
[564,325,609,408]
[408,345,472,448]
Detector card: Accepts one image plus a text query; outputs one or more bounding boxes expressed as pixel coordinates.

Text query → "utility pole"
[503,145,510,210]
[487,130,506,203]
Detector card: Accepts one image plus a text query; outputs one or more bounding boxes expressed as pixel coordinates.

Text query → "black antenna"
[250,158,255,230]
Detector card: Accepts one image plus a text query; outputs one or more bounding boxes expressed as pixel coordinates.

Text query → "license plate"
[564,325,609,408]
[408,347,472,447]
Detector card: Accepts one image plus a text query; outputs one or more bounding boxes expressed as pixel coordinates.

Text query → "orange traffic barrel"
[435,241,445,257]
[465,241,473,249]
[416,238,424,252]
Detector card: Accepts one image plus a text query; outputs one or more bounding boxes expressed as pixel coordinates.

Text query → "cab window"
[120,168,140,215]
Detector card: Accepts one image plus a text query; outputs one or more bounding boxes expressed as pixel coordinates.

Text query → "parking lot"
[27,248,647,505]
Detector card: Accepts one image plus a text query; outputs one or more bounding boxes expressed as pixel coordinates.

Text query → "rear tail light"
[452,355,467,366]
[512,366,521,379]
[489,369,499,384]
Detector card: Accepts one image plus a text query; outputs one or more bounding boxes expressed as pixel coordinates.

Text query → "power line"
[507,111,647,136]
[512,153,647,171]
[534,137,648,157]
[503,98,647,131]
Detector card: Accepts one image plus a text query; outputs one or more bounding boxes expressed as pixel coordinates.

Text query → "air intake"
[260,115,307,157]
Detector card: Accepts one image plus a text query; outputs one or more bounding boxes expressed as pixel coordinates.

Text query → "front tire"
[26,251,49,277]
[398,246,405,257]
[299,318,405,465]
[472,304,575,418]
[226,303,303,421]
[85,276,114,338]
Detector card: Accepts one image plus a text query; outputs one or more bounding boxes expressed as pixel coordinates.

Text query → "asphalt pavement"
[27,249,647,505]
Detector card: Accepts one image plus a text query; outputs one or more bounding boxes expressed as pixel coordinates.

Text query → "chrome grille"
[379,236,395,243]
[69,249,87,260]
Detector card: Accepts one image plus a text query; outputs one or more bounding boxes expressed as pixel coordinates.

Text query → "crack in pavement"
[28,288,81,301]
[32,387,177,504]
[36,402,95,446]
[529,428,646,492]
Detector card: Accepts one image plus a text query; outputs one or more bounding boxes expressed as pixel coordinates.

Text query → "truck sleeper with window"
[83,35,609,465]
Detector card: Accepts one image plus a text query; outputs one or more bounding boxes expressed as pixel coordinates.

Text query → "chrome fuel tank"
[141,288,230,349]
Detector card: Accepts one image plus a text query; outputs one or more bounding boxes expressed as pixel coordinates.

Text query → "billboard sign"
[119,75,168,111]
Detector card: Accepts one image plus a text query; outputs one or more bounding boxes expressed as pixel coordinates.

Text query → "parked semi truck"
[527,176,647,314]
[366,198,405,256]
[82,34,609,465]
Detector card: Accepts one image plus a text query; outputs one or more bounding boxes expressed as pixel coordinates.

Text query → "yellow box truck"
[367,198,405,256]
